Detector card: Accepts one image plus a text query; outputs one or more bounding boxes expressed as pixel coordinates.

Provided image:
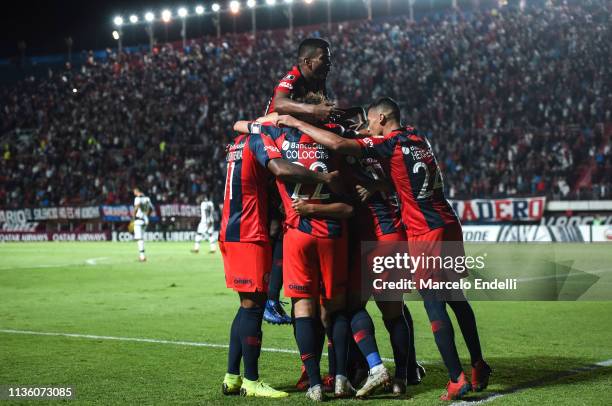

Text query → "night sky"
[0,1,206,58]
[0,0,481,59]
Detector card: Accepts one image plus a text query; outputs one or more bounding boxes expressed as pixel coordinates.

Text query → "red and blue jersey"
[265,66,328,115]
[355,127,458,237]
[341,153,403,238]
[220,132,282,243]
[250,122,345,239]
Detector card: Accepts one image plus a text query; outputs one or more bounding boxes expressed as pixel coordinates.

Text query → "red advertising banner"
[449,197,546,223]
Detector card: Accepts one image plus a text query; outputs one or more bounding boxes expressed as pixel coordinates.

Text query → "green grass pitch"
[1,242,611,405]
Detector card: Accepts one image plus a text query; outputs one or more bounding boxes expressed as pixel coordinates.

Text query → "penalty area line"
[0,328,405,362]
[450,358,612,405]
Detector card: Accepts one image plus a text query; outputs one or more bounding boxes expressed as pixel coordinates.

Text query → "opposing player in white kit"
[132,188,154,262]
[192,196,218,254]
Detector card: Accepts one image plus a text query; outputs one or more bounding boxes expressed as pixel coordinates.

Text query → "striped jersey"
[250,122,345,239]
[220,132,282,242]
[341,153,403,238]
[265,66,327,115]
[355,127,458,236]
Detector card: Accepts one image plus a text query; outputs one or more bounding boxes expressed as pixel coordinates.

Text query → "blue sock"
[239,306,264,381]
[227,308,242,375]
[448,300,483,366]
[403,304,418,371]
[351,309,382,369]
[383,314,410,379]
[267,237,283,302]
[332,311,349,377]
[325,324,336,377]
[421,295,463,381]
[295,317,322,387]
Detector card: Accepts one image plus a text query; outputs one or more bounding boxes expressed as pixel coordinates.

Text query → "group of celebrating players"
[218,38,492,401]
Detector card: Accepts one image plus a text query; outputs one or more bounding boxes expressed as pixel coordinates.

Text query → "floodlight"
[161,9,172,22]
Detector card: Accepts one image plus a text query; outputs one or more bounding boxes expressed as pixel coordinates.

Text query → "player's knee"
[239,292,266,308]
[293,297,315,318]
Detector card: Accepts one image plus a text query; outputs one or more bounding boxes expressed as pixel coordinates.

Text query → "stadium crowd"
[1,0,610,208]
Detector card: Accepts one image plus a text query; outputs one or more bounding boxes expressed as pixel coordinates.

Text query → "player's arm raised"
[233,113,279,134]
[292,198,354,219]
[277,115,363,156]
[273,93,335,123]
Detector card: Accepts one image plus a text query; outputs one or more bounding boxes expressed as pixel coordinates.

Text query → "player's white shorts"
[197,221,214,237]
[134,219,148,240]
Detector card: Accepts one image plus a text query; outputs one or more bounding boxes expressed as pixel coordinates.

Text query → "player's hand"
[357,128,372,137]
[292,198,312,216]
[355,184,374,202]
[276,114,301,128]
[313,102,335,122]
[323,170,345,195]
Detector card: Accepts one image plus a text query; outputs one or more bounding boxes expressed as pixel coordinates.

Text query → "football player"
[192,195,218,254]
[235,109,354,400]
[132,187,153,262]
[220,121,341,398]
[275,98,492,401]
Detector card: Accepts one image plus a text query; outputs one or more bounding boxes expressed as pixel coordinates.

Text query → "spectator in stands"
[0,1,610,208]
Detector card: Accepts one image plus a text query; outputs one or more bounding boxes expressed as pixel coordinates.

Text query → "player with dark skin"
[263,38,341,329]
[266,38,338,123]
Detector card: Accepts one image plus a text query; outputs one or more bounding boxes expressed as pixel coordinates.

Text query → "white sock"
[371,364,385,374]
[137,240,145,256]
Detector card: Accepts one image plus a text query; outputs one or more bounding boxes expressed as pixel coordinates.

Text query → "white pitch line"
[85,257,109,265]
[0,328,401,362]
[0,258,121,271]
[0,329,294,354]
[450,358,612,406]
